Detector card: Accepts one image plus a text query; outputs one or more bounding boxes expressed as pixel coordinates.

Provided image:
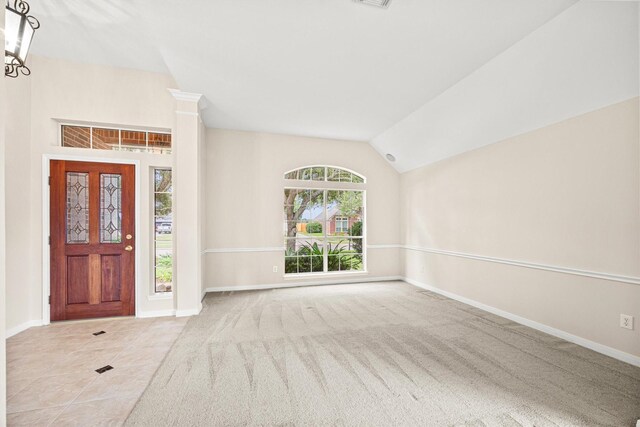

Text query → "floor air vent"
[353,0,392,9]
[92,330,106,336]
[95,365,114,374]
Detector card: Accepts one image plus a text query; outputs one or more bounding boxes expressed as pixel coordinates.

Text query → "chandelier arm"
[12,0,30,15]
[26,15,40,30]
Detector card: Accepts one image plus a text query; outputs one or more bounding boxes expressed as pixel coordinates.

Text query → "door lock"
[126,234,133,240]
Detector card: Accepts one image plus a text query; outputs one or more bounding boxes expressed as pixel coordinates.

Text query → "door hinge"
[48,295,51,305]
[48,176,51,185]
[48,236,51,245]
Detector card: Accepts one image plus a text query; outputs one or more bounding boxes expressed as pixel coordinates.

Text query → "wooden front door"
[50,160,135,321]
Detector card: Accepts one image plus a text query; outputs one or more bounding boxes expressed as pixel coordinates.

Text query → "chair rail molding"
[203,247,285,254]
[203,244,403,254]
[402,245,640,285]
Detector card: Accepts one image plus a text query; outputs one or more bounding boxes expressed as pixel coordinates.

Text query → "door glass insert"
[100,174,122,243]
[66,172,90,244]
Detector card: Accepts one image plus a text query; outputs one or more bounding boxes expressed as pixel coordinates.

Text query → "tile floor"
[6,316,189,426]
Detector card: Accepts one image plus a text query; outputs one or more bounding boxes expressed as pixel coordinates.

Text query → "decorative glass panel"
[66,172,89,244]
[100,174,122,243]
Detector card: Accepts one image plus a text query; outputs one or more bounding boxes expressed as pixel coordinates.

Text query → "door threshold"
[50,316,136,325]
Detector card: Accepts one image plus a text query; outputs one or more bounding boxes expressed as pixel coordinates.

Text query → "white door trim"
[41,154,142,325]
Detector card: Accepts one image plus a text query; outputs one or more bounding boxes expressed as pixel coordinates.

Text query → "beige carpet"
[126,281,640,426]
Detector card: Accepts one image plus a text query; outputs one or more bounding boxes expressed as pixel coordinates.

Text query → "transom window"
[284,166,365,183]
[284,166,365,275]
[61,124,172,154]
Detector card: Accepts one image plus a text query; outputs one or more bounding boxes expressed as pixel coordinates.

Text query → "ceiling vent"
[353,0,392,9]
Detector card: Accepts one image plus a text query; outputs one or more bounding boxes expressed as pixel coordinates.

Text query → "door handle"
[125,245,133,252]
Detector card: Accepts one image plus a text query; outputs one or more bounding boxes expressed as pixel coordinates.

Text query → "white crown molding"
[403,277,640,368]
[402,245,640,286]
[167,88,208,109]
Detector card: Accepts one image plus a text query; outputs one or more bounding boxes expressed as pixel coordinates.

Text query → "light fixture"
[386,153,396,162]
[5,0,39,78]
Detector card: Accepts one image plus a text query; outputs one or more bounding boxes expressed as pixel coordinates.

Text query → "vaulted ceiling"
[29,0,638,172]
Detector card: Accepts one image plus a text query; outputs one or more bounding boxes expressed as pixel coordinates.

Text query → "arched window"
[284,166,365,183]
[284,166,365,275]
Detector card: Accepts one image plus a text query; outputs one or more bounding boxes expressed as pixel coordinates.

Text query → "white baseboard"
[175,305,202,317]
[402,277,640,368]
[6,320,44,339]
[203,275,403,294]
[137,309,176,318]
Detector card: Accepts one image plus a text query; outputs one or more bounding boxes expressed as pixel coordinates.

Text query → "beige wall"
[204,129,402,288]
[4,56,178,332]
[400,97,640,357]
[1,3,8,422]
[5,76,32,334]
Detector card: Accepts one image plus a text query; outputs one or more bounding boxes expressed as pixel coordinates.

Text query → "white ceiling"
[29,0,637,172]
[371,0,640,172]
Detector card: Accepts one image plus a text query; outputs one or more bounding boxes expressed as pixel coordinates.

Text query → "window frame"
[58,122,172,154]
[334,216,349,234]
[152,167,173,294]
[283,178,367,277]
[283,165,366,184]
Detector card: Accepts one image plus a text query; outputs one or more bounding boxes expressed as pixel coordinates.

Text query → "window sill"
[283,271,369,280]
[148,292,173,301]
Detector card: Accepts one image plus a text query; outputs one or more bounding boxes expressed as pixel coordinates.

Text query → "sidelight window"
[153,168,173,292]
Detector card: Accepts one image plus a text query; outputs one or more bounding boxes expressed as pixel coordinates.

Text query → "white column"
[169,89,207,317]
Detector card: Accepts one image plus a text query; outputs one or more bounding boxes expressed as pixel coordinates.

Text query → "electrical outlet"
[273,266,278,273]
[620,314,634,330]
